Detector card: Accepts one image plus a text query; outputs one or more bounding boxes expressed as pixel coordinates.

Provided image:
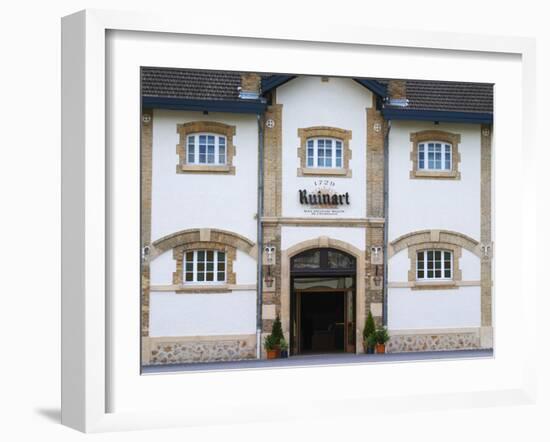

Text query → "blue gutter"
[142,97,267,114]
[261,75,296,93]
[262,76,389,100]
[382,108,493,124]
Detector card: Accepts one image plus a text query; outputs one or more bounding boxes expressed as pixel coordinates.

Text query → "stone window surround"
[297,126,352,177]
[409,130,461,180]
[173,241,237,291]
[407,242,462,290]
[176,121,236,174]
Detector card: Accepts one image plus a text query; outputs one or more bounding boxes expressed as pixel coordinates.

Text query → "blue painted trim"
[142,97,267,114]
[353,79,388,98]
[382,108,493,124]
[261,75,296,93]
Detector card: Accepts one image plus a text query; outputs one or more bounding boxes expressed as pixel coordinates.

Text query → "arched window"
[306,138,344,168]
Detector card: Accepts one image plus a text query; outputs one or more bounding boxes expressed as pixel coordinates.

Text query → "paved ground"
[142,349,493,374]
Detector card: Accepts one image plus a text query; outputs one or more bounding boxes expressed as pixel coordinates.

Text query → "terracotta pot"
[266,349,278,359]
[375,343,386,354]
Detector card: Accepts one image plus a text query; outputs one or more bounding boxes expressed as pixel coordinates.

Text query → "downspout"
[256,114,264,358]
[382,120,391,326]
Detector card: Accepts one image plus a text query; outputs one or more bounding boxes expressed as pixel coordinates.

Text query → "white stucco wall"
[149,250,174,285]
[149,291,257,337]
[281,226,365,251]
[387,287,481,329]
[150,109,258,243]
[388,121,481,242]
[276,77,372,219]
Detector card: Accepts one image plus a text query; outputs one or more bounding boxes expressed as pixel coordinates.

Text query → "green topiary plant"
[263,334,276,351]
[375,327,390,344]
[363,311,376,341]
[271,315,284,346]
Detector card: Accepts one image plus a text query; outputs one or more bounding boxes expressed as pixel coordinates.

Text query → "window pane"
[427,270,434,278]
[206,251,214,261]
[292,250,321,269]
[185,272,194,282]
[444,269,451,278]
[217,272,225,281]
[417,270,424,279]
[206,262,214,271]
[325,157,332,167]
[219,145,225,164]
[197,273,204,282]
[307,140,314,148]
[197,262,204,272]
[186,251,193,261]
[218,251,225,262]
[327,250,354,269]
[318,139,324,148]
[198,135,207,164]
[185,262,193,272]
[335,158,342,167]
[217,262,225,272]
[207,145,215,164]
[206,272,214,282]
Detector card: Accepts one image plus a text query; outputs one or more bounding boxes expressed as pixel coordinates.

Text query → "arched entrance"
[290,248,356,355]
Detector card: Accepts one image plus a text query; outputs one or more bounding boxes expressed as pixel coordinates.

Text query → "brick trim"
[176,121,236,175]
[389,229,480,257]
[141,109,153,337]
[297,126,352,177]
[409,130,461,180]
[151,228,256,259]
[480,124,493,327]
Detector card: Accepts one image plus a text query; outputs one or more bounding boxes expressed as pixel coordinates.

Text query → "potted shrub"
[366,334,377,354]
[271,315,284,356]
[374,327,390,354]
[279,338,289,358]
[264,334,278,359]
[363,311,376,354]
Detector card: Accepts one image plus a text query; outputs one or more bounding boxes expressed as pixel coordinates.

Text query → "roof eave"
[382,108,493,124]
[142,97,268,114]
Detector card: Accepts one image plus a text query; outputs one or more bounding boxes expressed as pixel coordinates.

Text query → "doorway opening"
[290,248,356,355]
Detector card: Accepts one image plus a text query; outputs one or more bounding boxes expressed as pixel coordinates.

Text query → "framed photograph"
[61,9,537,433]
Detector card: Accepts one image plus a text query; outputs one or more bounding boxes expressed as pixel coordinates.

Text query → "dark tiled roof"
[141,67,244,101]
[403,80,493,114]
[142,68,493,114]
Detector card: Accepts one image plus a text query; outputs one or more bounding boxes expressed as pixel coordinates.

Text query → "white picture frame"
[61,9,537,433]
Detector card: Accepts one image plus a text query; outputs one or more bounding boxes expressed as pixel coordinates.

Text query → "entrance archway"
[290,248,356,355]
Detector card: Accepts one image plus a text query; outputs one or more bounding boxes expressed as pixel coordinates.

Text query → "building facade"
[140,69,493,365]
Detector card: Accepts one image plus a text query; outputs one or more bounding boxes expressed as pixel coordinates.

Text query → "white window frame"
[183,250,227,284]
[306,137,343,169]
[416,249,453,281]
[418,141,452,171]
[186,133,227,165]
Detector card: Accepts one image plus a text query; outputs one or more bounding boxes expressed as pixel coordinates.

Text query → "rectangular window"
[306,138,344,169]
[187,133,227,165]
[183,250,226,283]
[418,142,452,171]
[416,250,452,280]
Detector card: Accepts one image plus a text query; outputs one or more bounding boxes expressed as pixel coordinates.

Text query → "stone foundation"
[386,331,481,353]
[145,335,256,365]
